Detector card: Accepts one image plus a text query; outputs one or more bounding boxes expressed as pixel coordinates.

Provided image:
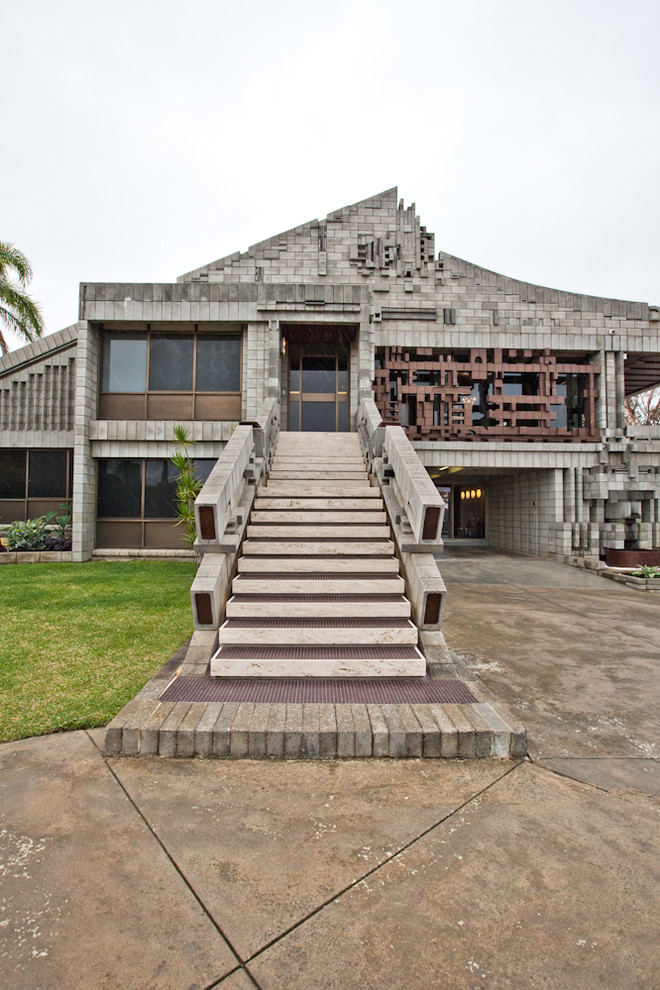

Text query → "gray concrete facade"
[1,188,659,562]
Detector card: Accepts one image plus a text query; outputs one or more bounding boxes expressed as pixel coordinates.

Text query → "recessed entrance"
[284,326,355,432]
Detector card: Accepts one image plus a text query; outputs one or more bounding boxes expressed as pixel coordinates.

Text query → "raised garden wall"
[0,551,73,564]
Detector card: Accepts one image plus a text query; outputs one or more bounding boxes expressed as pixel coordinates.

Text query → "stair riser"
[254,498,383,510]
[237,557,400,573]
[242,540,395,556]
[251,512,387,524]
[217,626,418,645]
[260,484,377,496]
[247,525,391,539]
[225,599,412,618]
[232,577,406,595]
[210,657,427,678]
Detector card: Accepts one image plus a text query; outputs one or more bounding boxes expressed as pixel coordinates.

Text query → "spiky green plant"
[0,242,44,355]
[170,424,202,547]
[632,564,660,579]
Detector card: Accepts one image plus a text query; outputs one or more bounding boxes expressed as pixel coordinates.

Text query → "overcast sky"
[3,0,659,351]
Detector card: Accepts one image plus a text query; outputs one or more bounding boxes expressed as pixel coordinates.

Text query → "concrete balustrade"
[190,400,280,643]
[400,550,447,630]
[356,397,447,629]
[194,425,256,547]
[357,398,446,548]
[382,426,446,546]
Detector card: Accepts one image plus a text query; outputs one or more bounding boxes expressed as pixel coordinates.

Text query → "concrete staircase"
[210,432,426,677]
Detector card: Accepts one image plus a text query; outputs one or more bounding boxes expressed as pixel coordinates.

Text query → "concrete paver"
[108,756,510,960]
[2,549,659,988]
[0,731,237,990]
[440,551,660,767]
[249,763,660,990]
[542,757,660,795]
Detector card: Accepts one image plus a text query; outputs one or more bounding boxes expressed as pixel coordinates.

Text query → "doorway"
[287,343,350,432]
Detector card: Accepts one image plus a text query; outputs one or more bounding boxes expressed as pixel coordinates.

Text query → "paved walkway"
[2,550,659,989]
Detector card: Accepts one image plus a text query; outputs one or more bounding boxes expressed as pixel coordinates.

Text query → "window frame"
[0,449,73,522]
[98,328,243,420]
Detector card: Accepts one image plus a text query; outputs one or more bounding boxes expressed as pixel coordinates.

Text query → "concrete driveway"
[1,550,659,989]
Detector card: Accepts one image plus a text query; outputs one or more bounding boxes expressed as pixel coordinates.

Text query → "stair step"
[210,644,426,678]
[237,556,400,573]
[246,525,391,539]
[271,458,366,469]
[254,497,383,510]
[226,594,412,618]
[268,471,367,480]
[250,511,387,524]
[232,575,406,595]
[241,540,395,556]
[217,617,418,645]
[261,482,376,496]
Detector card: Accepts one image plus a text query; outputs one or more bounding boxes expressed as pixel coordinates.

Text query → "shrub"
[5,517,49,551]
[170,424,202,547]
[632,564,660,579]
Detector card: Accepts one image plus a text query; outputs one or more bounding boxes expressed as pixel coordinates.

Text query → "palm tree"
[0,241,44,355]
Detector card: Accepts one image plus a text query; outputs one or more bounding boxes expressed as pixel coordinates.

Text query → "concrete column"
[563,468,575,523]
[356,309,375,435]
[575,468,588,523]
[244,321,268,421]
[615,350,625,432]
[72,321,99,562]
[267,319,280,399]
[594,350,607,430]
[603,351,618,433]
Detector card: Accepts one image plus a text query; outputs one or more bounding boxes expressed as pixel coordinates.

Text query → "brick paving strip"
[104,633,526,760]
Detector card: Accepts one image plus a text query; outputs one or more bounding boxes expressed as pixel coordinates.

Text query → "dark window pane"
[97,460,142,518]
[193,459,217,485]
[337,401,348,432]
[102,335,147,392]
[301,401,336,431]
[289,400,300,430]
[196,336,241,392]
[290,367,300,391]
[0,450,26,498]
[144,460,178,518]
[149,335,193,391]
[302,357,335,394]
[28,450,67,497]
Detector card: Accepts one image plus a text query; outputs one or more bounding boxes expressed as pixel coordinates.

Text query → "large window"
[96,457,216,549]
[0,449,73,523]
[99,330,242,420]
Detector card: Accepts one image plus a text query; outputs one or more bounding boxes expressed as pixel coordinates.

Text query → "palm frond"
[0,285,44,338]
[0,242,34,286]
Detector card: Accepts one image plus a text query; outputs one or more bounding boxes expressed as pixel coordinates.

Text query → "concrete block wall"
[487,469,563,557]
[0,326,78,437]
[72,323,100,561]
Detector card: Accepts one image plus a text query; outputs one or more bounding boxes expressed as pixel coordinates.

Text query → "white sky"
[3,0,660,351]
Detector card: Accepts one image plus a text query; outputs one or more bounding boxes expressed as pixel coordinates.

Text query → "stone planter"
[0,551,73,564]
[601,568,660,591]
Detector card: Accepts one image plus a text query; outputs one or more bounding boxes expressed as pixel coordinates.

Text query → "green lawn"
[0,560,197,744]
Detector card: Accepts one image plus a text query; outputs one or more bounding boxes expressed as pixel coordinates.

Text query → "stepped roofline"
[178,188,399,282]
